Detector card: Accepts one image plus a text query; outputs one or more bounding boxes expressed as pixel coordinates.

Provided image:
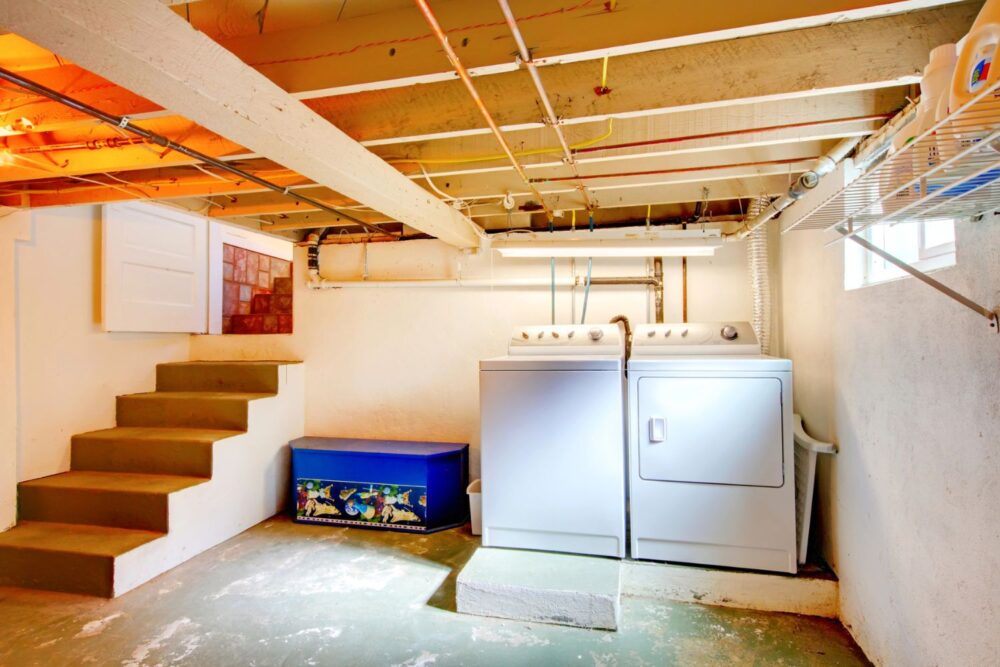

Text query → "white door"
[637,376,784,487]
[102,202,208,333]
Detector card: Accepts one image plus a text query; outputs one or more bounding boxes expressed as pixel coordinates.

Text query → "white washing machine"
[628,322,796,573]
[480,324,626,558]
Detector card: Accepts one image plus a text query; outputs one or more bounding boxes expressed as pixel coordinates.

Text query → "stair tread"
[0,521,164,557]
[121,391,274,400]
[76,426,244,442]
[20,471,208,494]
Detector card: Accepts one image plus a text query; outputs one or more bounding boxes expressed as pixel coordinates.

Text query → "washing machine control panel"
[632,322,760,355]
[509,324,623,356]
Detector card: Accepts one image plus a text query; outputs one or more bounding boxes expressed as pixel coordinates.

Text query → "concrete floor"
[0,517,870,666]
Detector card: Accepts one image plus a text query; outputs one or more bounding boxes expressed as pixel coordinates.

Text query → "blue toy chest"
[290,437,469,533]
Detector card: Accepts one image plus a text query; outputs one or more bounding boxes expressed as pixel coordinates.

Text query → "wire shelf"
[782,77,1000,234]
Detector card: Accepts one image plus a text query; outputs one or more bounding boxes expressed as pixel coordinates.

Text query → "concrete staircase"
[0,361,304,597]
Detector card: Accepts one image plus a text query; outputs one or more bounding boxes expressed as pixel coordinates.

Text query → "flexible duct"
[746,196,772,355]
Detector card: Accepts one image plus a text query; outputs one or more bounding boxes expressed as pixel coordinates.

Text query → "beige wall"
[14,206,191,483]
[191,237,753,474]
[781,222,1000,666]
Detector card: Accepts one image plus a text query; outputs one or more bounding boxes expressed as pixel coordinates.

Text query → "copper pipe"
[13,137,148,154]
[496,0,593,211]
[681,257,688,323]
[530,156,819,183]
[652,257,664,323]
[415,0,554,220]
[573,114,892,155]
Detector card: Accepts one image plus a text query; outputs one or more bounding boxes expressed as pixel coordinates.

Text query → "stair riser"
[71,437,214,477]
[156,364,279,393]
[0,549,113,597]
[117,397,249,430]
[19,486,170,532]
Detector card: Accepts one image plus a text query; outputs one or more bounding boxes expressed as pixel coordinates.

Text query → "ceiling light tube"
[493,238,722,258]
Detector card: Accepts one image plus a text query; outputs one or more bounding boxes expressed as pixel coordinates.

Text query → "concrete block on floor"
[622,560,839,618]
[456,547,621,630]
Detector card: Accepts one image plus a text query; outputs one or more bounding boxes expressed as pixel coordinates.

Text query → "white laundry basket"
[793,414,838,565]
[467,479,482,535]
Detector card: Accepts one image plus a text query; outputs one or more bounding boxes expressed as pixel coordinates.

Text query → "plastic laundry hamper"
[793,414,838,565]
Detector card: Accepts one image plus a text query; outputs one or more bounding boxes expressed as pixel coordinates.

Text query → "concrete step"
[156,361,292,394]
[18,471,206,532]
[71,427,242,477]
[457,547,622,630]
[116,391,271,430]
[0,521,164,597]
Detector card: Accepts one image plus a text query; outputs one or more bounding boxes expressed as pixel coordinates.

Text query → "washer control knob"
[664,329,672,338]
[568,330,575,338]
[721,325,739,341]
[521,331,529,340]
[589,328,604,341]
[681,329,688,337]
[552,331,560,339]
[646,330,656,338]
[537,331,544,339]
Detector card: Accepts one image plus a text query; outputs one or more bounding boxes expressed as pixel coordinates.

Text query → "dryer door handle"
[648,417,666,443]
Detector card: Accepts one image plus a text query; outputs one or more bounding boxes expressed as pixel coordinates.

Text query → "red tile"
[222,316,232,334]
[277,314,293,333]
[247,252,259,279]
[257,270,270,288]
[231,315,263,334]
[273,277,293,294]
[239,284,253,302]
[259,255,271,272]
[262,315,278,333]
[275,295,293,314]
[223,261,234,281]
[223,244,235,263]
[271,259,290,279]
[223,281,239,315]
[252,294,272,314]
[238,300,251,315]
[234,248,247,283]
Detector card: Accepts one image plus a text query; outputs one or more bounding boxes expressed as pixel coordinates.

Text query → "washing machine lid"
[481,354,623,371]
[629,355,791,372]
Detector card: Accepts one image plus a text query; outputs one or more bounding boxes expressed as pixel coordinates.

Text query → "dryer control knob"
[646,330,656,338]
[568,330,575,338]
[681,329,688,337]
[521,331,529,340]
[552,331,560,338]
[721,325,739,340]
[589,328,604,341]
[537,331,544,339]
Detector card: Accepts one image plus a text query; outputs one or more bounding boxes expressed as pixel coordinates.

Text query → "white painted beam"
[0,0,483,248]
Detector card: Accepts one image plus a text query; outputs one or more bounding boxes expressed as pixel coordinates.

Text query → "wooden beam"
[303,3,975,144]
[0,0,483,248]
[215,0,967,99]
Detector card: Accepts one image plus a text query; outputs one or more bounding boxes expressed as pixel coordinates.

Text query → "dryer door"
[637,376,784,487]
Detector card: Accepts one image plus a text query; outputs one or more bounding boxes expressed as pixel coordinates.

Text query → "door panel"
[103,202,208,333]
[637,376,783,487]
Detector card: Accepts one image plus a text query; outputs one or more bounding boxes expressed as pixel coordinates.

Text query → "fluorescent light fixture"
[493,237,722,258]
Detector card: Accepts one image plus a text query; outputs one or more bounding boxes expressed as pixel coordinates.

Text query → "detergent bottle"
[950,0,1000,112]
[889,44,957,155]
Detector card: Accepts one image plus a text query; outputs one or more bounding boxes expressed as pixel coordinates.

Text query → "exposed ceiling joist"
[215,0,966,99]
[0,0,483,248]
[307,3,974,145]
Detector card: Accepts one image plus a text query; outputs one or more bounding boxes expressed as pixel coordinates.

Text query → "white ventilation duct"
[746,196,772,354]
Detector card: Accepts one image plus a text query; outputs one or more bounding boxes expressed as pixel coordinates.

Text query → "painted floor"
[0,516,870,666]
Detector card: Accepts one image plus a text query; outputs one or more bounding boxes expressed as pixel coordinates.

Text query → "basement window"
[844,219,956,290]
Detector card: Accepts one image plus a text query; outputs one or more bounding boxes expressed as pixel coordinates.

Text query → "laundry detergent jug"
[951,0,1000,111]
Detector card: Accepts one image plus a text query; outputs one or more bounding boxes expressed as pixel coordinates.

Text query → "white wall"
[14,206,191,483]
[191,237,753,474]
[781,221,1000,666]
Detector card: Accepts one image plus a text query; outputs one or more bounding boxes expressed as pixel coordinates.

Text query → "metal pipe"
[0,66,395,239]
[653,257,664,323]
[496,0,594,211]
[13,136,148,154]
[307,275,661,290]
[573,114,892,156]
[737,136,861,239]
[853,98,919,170]
[414,0,555,220]
[531,156,818,183]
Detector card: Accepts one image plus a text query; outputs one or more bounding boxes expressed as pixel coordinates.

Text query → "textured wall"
[781,221,1000,666]
[191,237,753,476]
[15,206,191,482]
